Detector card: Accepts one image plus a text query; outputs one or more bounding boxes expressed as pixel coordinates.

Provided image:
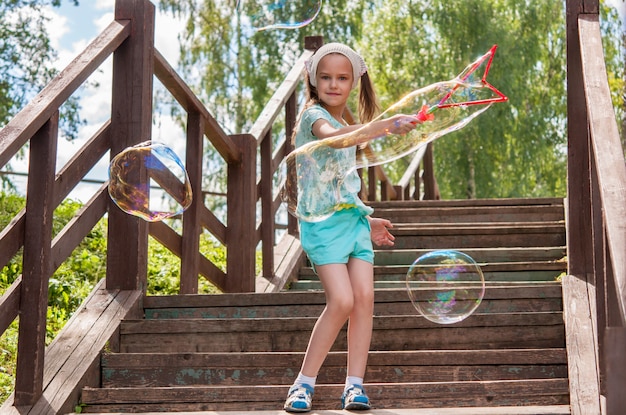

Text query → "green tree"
[159,0,623,199]
[360,0,571,198]
[1,0,84,189]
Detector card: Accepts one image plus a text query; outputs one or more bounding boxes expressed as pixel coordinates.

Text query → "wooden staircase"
[74,198,572,414]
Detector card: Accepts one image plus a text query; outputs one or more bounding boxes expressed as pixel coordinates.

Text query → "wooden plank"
[579,15,626,322]
[15,113,58,405]
[106,0,154,291]
[79,379,569,408]
[66,407,572,415]
[0,276,20,334]
[374,247,566,265]
[368,197,564,209]
[121,313,564,335]
[102,348,567,369]
[605,327,626,415]
[102,363,567,388]
[0,281,143,414]
[256,233,305,293]
[28,289,143,414]
[143,282,562,309]
[226,134,257,292]
[118,313,564,353]
[561,275,601,415]
[180,111,204,294]
[0,209,25,269]
[69,408,567,415]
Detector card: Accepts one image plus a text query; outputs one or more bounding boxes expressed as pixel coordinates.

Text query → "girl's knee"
[326,295,354,317]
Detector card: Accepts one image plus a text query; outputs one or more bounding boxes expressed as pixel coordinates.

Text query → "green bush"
[0,192,231,402]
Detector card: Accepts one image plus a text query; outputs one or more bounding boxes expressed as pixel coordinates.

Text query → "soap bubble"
[406,250,485,324]
[108,141,192,222]
[237,0,322,31]
[281,45,506,222]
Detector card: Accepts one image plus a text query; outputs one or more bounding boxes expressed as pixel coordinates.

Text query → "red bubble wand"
[415,45,508,123]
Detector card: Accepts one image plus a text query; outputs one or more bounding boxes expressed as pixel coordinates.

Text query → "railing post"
[285,92,299,236]
[260,129,275,280]
[423,144,438,200]
[227,134,257,292]
[106,0,155,291]
[605,327,626,415]
[566,0,594,280]
[14,113,58,405]
[180,111,204,293]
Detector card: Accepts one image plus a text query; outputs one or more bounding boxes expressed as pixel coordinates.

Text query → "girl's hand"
[368,217,395,247]
[387,114,420,135]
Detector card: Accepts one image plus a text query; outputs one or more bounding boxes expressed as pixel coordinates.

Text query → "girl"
[284,43,418,412]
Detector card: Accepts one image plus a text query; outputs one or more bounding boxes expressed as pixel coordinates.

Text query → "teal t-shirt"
[293,104,373,222]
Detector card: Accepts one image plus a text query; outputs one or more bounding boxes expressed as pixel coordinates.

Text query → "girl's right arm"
[312,114,420,149]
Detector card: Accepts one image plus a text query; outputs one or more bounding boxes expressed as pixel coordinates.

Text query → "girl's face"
[315,53,354,110]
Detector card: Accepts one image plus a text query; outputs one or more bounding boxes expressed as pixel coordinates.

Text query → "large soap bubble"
[108,141,192,222]
[281,45,507,222]
[406,250,485,325]
[237,0,322,31]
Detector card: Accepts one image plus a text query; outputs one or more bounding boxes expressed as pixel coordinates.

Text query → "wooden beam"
[106,0,154,291]
[15,113,58,405]
[562,275,602,415]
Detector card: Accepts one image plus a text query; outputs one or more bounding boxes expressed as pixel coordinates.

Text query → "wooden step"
[368,199,564,224]
[101,348,567,387]
[295,261,567,286]
[119,312,564,353]
[373,246,566,265]
[387,223,565,249]
[78,379,569,412]
[367,197,564,209]
[69,407,572,415]
[143,283,563,319]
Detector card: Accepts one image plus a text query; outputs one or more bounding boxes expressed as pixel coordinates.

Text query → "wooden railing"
[566,2,626,414]
[0,0,438,406]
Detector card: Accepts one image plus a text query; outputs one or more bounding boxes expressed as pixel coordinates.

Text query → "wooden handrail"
[566,2,626,412]
[579,16,626,323]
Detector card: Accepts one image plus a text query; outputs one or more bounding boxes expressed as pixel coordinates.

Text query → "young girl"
[284,43,418,412]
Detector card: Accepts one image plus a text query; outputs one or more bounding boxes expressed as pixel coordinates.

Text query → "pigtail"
[358,72,380,123]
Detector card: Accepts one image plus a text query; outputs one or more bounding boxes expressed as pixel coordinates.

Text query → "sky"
[6,0,626,204]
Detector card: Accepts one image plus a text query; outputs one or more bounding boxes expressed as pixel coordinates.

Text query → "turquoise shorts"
[299,208,374,267]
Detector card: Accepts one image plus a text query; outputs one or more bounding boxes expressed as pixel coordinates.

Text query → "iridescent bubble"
[406,250,485,325]
[108,141,192,222]
[238,0,322,31]
[281,45,507,222]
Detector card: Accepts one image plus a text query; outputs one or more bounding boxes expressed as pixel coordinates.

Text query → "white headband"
[306,43,368,90]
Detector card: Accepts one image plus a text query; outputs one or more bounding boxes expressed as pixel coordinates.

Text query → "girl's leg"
[345,257,375,379]
[299,263,354,377]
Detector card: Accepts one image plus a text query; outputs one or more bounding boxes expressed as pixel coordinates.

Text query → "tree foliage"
[0,0,84,189]
[159,0,623,199]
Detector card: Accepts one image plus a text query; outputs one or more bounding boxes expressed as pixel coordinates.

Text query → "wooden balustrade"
[566,2,626,414]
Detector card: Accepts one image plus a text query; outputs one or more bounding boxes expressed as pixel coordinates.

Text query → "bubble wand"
[415,44,508,123]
